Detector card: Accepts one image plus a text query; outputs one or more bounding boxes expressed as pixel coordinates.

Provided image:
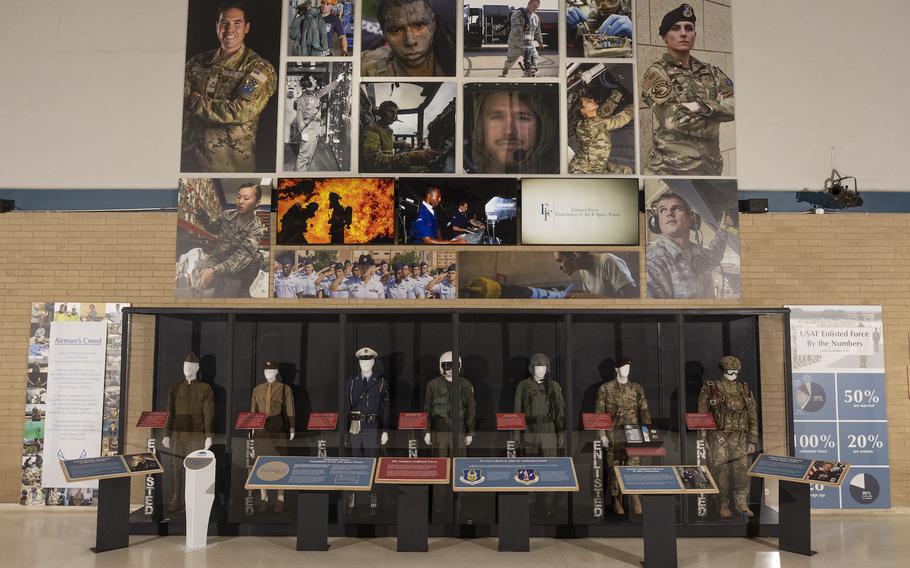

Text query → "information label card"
[615,465,719,495]
[582,413,613,431]
[245,456,376,491]
[375,457,450,484]
[307,412,339,431]
[684,412,717,430]
[748,454,850,487]
[496,413,526,431]
[235,412,267,430]
[452,457,578,492]
[398,412,428,430]
[136,411,170,429]
[61,453,164,483]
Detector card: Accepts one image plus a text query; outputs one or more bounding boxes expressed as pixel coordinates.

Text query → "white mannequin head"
[183,362,199,381]
[264,369,279,382]
[724,369,739,381]
[528,353,550,383]
[614,357,631,384]
[533,366,547,382]
[439,351,461,382]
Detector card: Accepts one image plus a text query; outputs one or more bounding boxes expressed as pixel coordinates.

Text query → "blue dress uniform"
[409,202,439,243]
[344,360,390,457]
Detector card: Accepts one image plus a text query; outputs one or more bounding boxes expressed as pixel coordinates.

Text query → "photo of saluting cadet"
[639,2,735,176]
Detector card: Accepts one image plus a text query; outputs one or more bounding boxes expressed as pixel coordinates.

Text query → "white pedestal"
[183,449,216,550]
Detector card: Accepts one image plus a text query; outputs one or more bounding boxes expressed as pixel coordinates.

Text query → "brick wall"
[0,211,907,504]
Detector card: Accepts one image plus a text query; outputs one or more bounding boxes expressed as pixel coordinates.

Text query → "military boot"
[612,496,625,515]
[718,502,733,518]
[734,496,753,518]
[630,495,642,515]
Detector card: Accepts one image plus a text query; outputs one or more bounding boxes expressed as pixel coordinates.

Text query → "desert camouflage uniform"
[641,53,734,175]
[596,380,651,497]
[182,46,277,172]
[697,377,758,513]
[569,91,634,174]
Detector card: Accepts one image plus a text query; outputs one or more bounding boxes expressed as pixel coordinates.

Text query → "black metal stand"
[297,491,329,551]
[92,476,131,553]
[497,492,529,552]
[641,494,677,568]
[396,485,429,552]
[778,480,816,556]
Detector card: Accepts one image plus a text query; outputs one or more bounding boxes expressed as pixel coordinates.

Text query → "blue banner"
[452,457,578,492]
[245,457,376,490]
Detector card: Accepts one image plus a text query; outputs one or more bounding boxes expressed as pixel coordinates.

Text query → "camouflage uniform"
[502,9,543,76]
[362,45,441,77]
[641,54,734,175]
[295,78,342,171]
[424,376,476,457]
[360,122,433,172]
[164,380,214,508]
[697,377,758,515]
[196,210,265,297]
[182,46,277,172]
[596,379,651,498]
[646,231,729,300]
[569,91,634,174]
[514,377,565,457]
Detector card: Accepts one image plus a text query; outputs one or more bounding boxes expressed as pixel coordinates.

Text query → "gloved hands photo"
[598,14,632,38]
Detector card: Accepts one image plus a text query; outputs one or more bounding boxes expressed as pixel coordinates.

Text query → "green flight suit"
[514,377,565,457]
[697,378,758,511]
[424,376,476,457]
[596,379,651,497]
[182,45,277,172]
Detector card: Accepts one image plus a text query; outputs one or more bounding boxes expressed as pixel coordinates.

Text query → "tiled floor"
[3,506,906,567]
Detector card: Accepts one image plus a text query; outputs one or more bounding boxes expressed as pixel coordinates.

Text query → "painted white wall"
[0,0,908,190]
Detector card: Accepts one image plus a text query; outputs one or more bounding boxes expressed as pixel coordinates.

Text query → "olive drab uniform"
[640,54,734,176]
[343,374,390,457]
[569,90,634,174]
[182,46,277,172]
[514,378,565,457]
[164,380,215,505]
[596,380,651,497]
[424,376,476,457]
[251,381,295,457]
[697,378,758,512]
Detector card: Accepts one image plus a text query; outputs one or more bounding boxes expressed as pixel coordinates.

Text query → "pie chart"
[849,473,880,505]
[796,381,826,413]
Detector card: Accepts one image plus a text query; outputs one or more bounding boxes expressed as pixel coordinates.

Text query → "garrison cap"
[185,352,200,364]
[659,4,696,36]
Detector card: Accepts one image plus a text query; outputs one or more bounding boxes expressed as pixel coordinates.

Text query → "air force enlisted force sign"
[452,457,578,492]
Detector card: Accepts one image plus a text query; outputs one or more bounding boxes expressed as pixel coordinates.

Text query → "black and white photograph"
[361,0,456,77]
[272,248,457,299]
[288,0,354,57]
[180,0,281,173]
[176,178,272,298]
[458,250,640,299]
[644,178,740,300]
[565,0,633,58]
[359,82,457,173]
[397,178,519,245]
[283,62,352,172]
[464,0,559,77]
[567,63,635,174]
[464,83,559,174]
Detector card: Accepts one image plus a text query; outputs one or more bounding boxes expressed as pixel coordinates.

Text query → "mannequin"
[162,352,214,512]
[251,360,296,512]
[514,353,566,456]
[343,347,389,456]
[424,351,476,456]
[595,356,651,515]
[697,355,758,518]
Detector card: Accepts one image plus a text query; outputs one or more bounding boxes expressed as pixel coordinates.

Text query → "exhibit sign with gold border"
[452,457,579,492]
[244,456,376,491]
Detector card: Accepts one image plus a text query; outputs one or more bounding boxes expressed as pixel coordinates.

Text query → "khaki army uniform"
[697,378,758,514]
[596,380,651,498]
[196,210,265,298]
[182,46,277,172]
[424,376,476,457]
[164,380,215,506]
[569,91,634,174]
[360,122,432,173]
[251,381,295,457]
[514,378,565,457]
[641,54,734,175]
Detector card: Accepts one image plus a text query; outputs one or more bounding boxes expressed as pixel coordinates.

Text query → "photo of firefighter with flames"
[276,178,396,245]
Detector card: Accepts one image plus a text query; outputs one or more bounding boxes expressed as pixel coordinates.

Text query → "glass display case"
[123,308,790,538]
